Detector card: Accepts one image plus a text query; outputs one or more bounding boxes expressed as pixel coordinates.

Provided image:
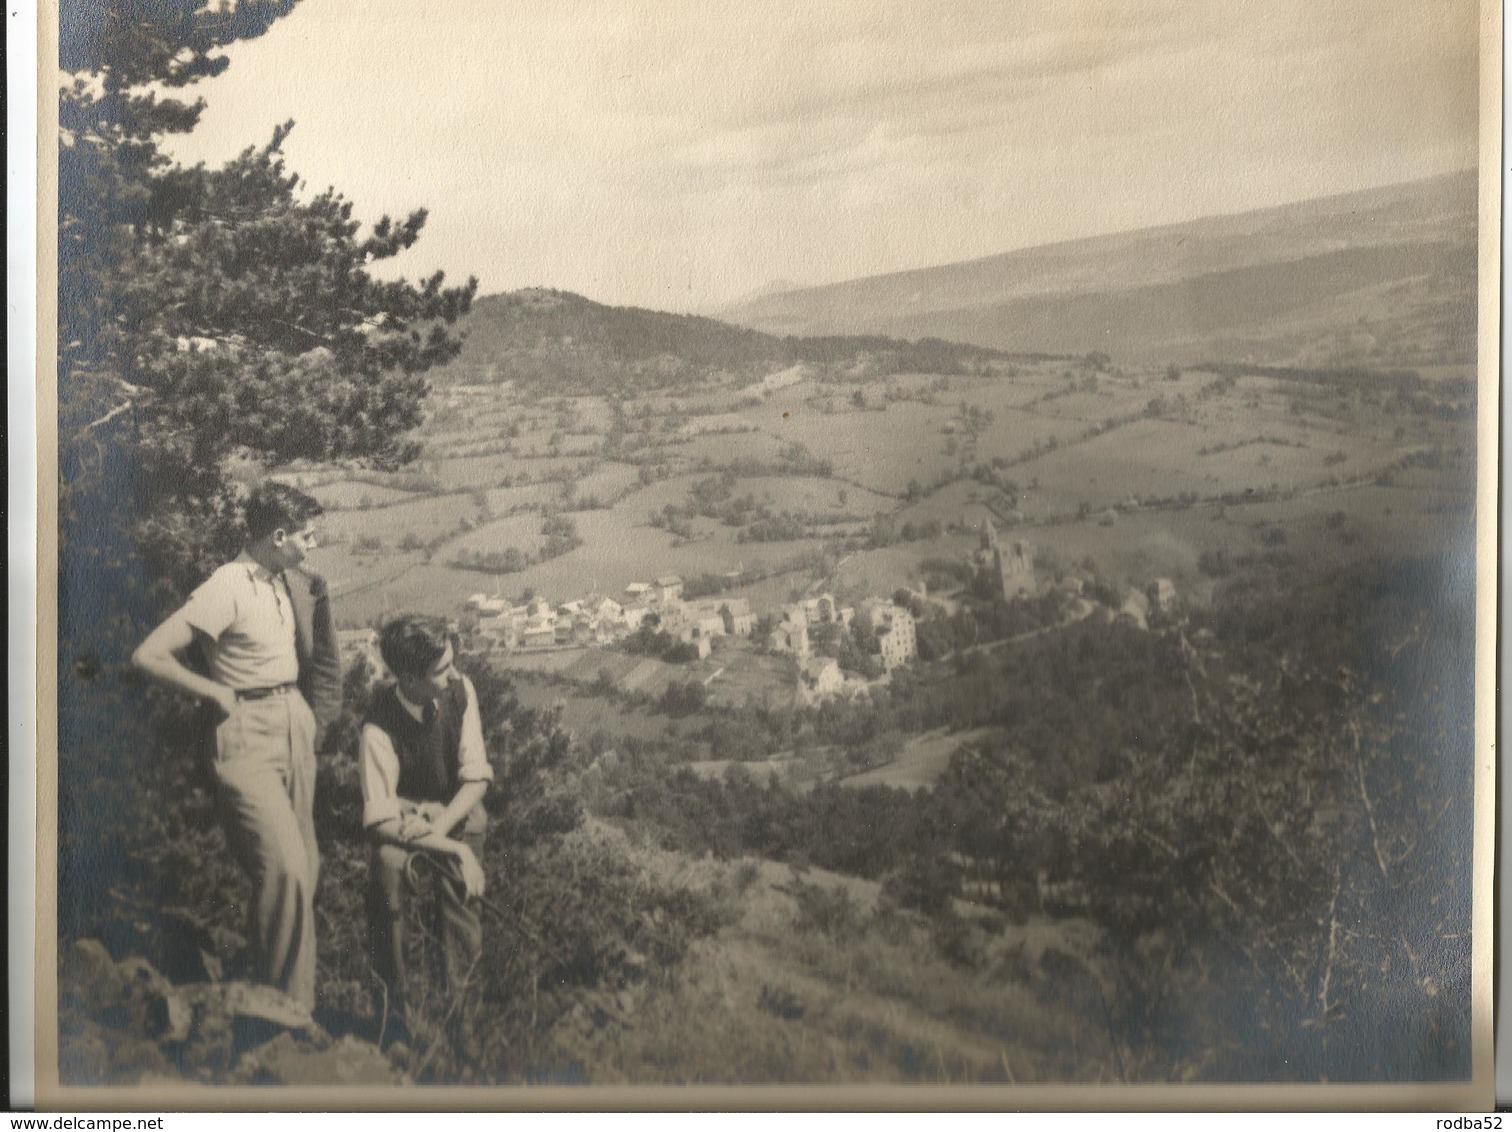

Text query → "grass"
[510,682,671,744]
[671,429,789,466]
[837,727,997,792]
[305,479,429,509]
[445,512,547,558]
[571,461,642,504]
[555,855,1119,1084]
[431,453,589,490]
[318,491,479,542]
[723,474,896,516]
[481,481,565,512]
[829,536,978,596]
[766,403,957,494]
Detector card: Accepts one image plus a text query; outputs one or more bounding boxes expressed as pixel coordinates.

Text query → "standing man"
[360,615,492,1028]
[133,483,342,1014]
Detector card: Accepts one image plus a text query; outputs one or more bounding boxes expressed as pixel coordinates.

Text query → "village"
[457,573,907,709]
[338,518,1180,710]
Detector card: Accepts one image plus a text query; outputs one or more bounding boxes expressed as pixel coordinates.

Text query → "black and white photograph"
[43,0,1494,1105]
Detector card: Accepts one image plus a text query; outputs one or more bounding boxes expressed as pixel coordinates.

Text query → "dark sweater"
[364,679,470,805]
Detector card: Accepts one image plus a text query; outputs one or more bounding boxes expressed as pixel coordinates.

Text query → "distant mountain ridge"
[717,171,1478,368]
[430,288,1018,395]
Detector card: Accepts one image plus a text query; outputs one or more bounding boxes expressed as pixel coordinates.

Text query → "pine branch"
[72,376,149,438]
[1349,719,1392,881]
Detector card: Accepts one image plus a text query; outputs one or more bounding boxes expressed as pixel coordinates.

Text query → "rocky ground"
[59,939,407,1087]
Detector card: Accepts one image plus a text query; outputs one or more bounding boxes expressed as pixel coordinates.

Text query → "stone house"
[796,656,844,705]
[768,618,810,658]
[720,598,756,636]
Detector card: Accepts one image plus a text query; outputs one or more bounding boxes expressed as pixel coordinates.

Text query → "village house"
[654,575,684,604]
[691,612,727,643]
[790,593,853,627]
[720,598,756,636]
[518,596,557,648]
[796,656,844,706]
[475,612,517,651]
[521,622,556,648]
[796,596,826,624]
[466,592,510,616]
[624,582,651,601]
[868,601,917,673]
[684,598,727,624]
[657,602,691,637]
[768,617,810,658]
[1116,589,1151,631]
[587,596,627,642]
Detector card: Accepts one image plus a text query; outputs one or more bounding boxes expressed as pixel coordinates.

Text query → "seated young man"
[361,615,493,1023]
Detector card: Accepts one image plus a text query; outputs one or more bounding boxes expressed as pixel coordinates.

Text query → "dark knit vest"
[364,679,470,804]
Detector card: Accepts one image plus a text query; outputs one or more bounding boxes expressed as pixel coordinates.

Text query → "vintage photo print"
[38,0,1497,1109]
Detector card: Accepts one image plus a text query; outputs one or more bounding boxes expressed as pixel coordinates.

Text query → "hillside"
[427,288,1016,395]
[718,170,1477,369]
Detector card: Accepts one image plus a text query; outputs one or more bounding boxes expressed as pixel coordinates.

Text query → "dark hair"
[244,483,323,543]
[378,614,455,678]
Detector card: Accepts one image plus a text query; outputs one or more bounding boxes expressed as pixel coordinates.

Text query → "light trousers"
[212,692,320,1011]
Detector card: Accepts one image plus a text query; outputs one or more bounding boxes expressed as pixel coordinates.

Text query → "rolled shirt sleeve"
[178,567,239,641]
[457,675,495,784]
[360,723,404,828]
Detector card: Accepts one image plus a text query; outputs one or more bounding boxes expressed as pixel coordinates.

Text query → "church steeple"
[981,516,998,551]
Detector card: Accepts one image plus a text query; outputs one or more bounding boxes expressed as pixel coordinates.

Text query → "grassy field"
[554,830,1117,1084]
[838,727,997,791]
[764,402,958,494]
[572,461,643,504]
[304,478,430,510]
[431,452,592,490]
[482,481,567,513]
[292,344,1472,652]
[444,512,549,558]
[318,490,481,545]
[671,428,790,467]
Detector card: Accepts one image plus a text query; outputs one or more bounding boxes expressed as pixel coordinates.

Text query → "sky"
[161,0,1482,312]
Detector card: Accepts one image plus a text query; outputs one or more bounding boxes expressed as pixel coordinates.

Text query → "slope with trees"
[428,288,1015,395]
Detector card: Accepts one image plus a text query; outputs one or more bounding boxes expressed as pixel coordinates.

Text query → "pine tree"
[56,1,476,941]
[61,1,476,590]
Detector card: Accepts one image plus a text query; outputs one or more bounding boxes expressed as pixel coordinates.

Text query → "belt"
[235,683,298,701]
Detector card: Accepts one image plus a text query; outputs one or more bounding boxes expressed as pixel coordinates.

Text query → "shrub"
[788,877,862,940]
[881,855,959,918]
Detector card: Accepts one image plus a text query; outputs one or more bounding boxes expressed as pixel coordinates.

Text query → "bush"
[660,679,709,717]
[788,876,862,940]
[881,855,959,918]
